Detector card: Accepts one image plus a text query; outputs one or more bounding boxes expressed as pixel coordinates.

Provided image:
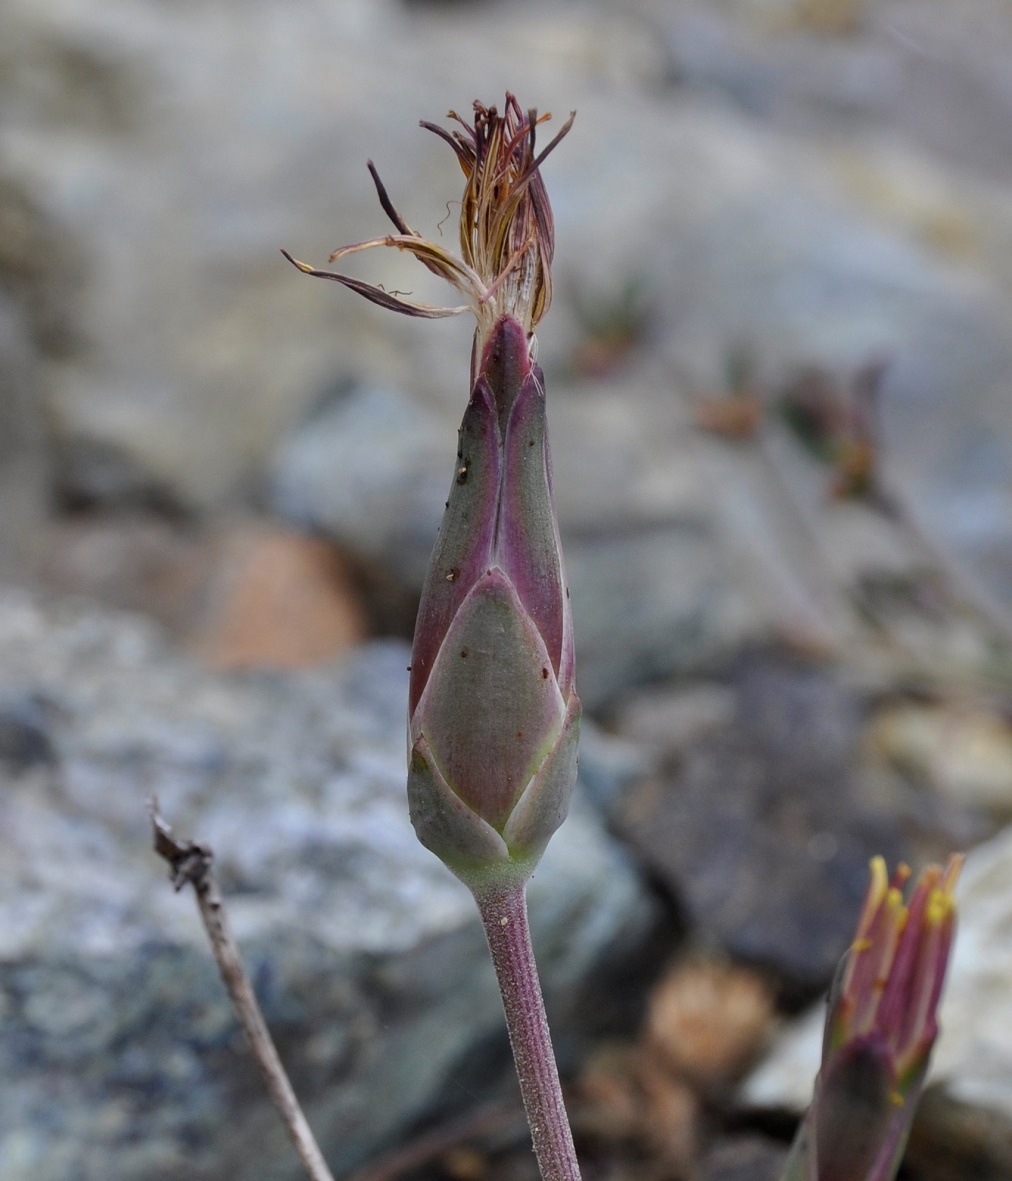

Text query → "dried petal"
[284,94,574,343]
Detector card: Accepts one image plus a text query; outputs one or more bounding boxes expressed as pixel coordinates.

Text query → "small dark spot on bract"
[446,567,460,583]
[541,667,549,679]
[516,731,523,740]
[460,647,469,659]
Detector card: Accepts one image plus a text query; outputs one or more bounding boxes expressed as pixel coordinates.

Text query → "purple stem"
[475,883,582,1181]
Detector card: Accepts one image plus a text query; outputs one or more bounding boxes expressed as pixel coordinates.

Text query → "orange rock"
[693,394,763,441]
[645,959,776,1093]
[193,523,368,670]
[576,1042,698,1175]
[440,1146,488,1181]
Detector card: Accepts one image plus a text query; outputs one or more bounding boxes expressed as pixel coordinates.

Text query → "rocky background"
[2,0,1012,1179]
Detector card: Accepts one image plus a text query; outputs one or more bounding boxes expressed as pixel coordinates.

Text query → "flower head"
[830,857,960,1084]
[283,94,574,351]
[806,855,962,1181]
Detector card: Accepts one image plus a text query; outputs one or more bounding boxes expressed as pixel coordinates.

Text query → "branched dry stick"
[150,799,336,1181]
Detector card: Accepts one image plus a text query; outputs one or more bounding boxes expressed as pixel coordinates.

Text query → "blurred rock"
[545,377,756,709]
[868,698,1012,818]
[655,155,1012,632]
[1,0,1009,623]
[906,1088,1012,1181]
[30,513,212,632]
[611,682,736,756]
[573,956,779,1179]
[0,167,80,560]
[697,1135,789,1181]
[0,292,49,574]
[567,524,745,713]
[0,172,82,358]
[655,0,1012,187]
[610,649,911,991]
[574,1043,699,1179]
[0,585,656,1181]
[270,383,448,631]
[30,514,369,670]
[0,691,55,770]
[190,522,368,671]
[645,959,776,1094]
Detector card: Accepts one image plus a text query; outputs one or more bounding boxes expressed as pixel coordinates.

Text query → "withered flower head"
[286,96,581,893]
[283,94,574,348]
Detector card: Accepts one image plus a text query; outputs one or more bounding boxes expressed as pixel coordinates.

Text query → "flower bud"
[285,97,579,891]
[790,855,962,1181]
[407,314,580,887]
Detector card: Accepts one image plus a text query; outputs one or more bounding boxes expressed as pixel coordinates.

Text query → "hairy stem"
[475,883,582,1181]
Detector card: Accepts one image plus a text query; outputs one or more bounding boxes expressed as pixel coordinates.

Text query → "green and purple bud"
[406,313,580,889]
[785,855,962,1181]
[285,97,580,891]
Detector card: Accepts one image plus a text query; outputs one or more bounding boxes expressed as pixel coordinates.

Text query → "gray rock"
[270,383,448,624]
[651,145,1012,630]
[0,292,50,574]
[699,1135,789,1181]
[546,377,755,708]
[653,0,1012,188]
[4,0,1010,690]
[566,523,743,713]
[611,650,911,990]
[4,0,1010,555]
[0,586,656,1181]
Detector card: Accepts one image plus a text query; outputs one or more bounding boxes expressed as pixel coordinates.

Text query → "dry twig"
[150,799,336,1181]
